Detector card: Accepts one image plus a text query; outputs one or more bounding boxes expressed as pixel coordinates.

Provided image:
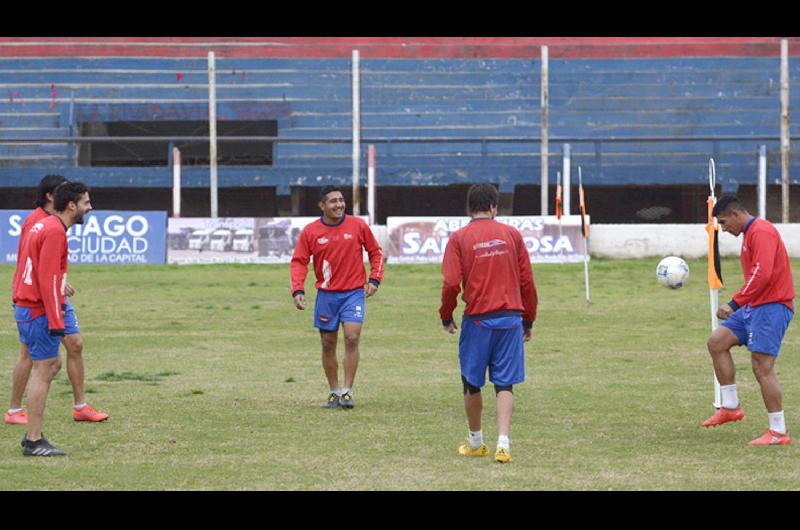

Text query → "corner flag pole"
[706,159,724,410]
[579,166,590,304]
[556,171,563,257]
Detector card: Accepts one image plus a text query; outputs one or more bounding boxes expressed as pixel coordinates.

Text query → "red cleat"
[748,429,791,446]
[73,404,109,422]
[702,406,744,427]
[4,410,28,425]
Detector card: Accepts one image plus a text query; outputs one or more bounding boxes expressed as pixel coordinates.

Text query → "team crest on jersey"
[30,222,45,233]
[317,237,329,244]
[344,233,353,240]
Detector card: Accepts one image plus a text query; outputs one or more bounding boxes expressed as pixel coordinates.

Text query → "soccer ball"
[656,256,690,289]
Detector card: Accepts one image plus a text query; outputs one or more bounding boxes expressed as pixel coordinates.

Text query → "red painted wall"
[0,37,797,58]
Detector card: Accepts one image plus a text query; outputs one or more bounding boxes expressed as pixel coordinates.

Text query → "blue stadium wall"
[1,37,799,218]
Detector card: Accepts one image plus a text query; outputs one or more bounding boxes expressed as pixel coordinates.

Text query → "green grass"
[0,259,799,490]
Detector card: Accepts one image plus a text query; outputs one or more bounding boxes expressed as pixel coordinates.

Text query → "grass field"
[1,258,799,490]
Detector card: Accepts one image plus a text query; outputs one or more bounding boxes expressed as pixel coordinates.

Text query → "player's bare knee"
[343,334,360,348]
[65,335,83,354]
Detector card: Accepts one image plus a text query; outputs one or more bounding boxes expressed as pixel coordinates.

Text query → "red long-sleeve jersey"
[440,218,538,325]
[12,214,69,333]
[731,217,794,310]
[11,207,49,292]
[290,214,384,295]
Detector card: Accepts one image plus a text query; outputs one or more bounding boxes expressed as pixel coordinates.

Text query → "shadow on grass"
[94,371,180,384]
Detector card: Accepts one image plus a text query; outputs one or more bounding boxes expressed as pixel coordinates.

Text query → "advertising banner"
[386,215,589,264]
[168,217,317,264]
[1,210,167,265]
[168,216,376,264]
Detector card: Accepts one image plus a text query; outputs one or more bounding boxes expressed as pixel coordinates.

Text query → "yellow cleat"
[458,440,489,457]
[494,447,512,463]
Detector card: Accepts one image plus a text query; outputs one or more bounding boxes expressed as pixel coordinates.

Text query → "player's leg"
[341,323,361,399]
[26,356,62,441]
[338,289,365,408]
[707,325,741,387]
[5,344,32,424]
[703,311,747,426]
[458,320,489,457]
[320,329,340,406]
[314,290,342,407]
[747,303,793,445]
[19,312,66,456]
[63,333,86,405]
[487,316,525,463]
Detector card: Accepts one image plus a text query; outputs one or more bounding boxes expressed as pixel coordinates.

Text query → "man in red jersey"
[440,184,537,463]
[13,180,92,456]
[291,186,384,409]
[704,195,795,446]
[6,175,109,426]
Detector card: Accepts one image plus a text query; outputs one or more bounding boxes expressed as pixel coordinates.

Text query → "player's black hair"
[34,174,68,208]
[319,185,343,201]
[53,180,91,212]
[467,183,499,214]
[713,194,747,217]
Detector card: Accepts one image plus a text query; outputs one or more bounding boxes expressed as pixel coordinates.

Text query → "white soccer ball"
[656,256,690,289]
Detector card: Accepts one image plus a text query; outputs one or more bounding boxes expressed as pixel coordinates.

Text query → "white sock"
[7,408,22,414]
[468,430,484,450]
[497,435,510,450]
[721,384,739,409]
[330,388,340,396]
[74,402,87,410]
[768,411,787,434]
[341,387,352,396]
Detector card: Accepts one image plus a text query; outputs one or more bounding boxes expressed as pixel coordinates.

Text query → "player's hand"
[65,283,75,297]
[717,304,733,320]
[443,321,458,334]
[365,282,379,298]
[523,328,532,342]
[294,294,306,310]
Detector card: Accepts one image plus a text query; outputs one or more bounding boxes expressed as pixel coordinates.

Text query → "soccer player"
[5,175,109,426]
[703,194,795,446]
[290,186,384,409]
[440,184,538,463]
[13,180,93,456]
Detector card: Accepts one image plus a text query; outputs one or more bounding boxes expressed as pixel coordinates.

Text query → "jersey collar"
[321,213,346,227]
[743,216,756,235]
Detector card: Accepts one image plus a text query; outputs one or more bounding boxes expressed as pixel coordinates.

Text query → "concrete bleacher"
[0,40,799,197]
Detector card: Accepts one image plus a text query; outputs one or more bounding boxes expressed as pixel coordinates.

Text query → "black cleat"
[22,434,66,457]
[339,392,354,409]
[321,392,340,409]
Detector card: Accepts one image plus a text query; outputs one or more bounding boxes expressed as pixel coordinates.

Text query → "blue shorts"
[721,302,794,357]
[314,289,365,332]
[14,305,61,361]
[459,316,525,388]
[63,298,80,336]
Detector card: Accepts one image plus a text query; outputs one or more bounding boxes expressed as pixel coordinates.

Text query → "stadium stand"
[1,37,799,220]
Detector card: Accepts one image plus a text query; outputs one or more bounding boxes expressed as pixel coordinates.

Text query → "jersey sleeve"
[36,228,66,333]
[515,230,538,326]
[732,232,778,308]
[362,221,384,285]
[439,232,463,324]
[290,229,312,297]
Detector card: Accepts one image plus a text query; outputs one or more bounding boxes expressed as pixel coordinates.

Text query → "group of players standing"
[5,177,795,460]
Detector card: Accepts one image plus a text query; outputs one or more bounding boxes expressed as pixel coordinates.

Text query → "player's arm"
[440,232,463,332]
[363,222,384,297]
[515,232,537,341]
[290,229,312,310]
[729,232,778,312]
[36,230,66,334]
